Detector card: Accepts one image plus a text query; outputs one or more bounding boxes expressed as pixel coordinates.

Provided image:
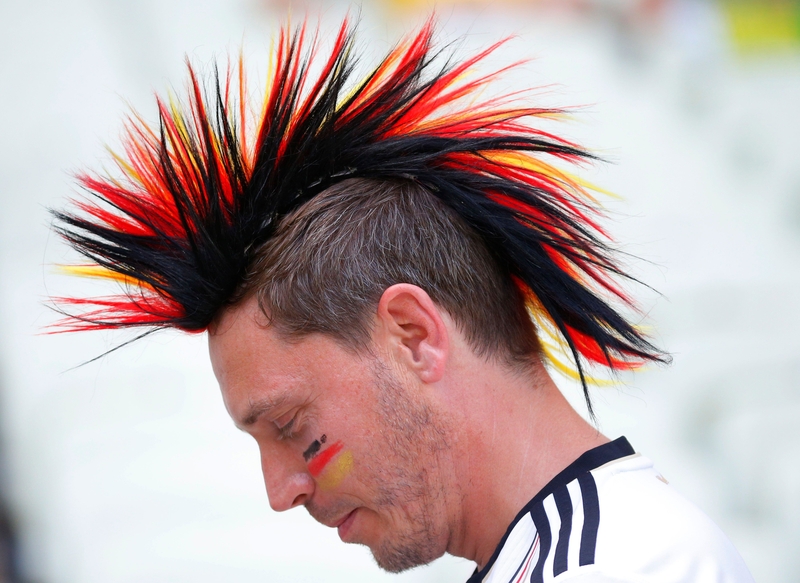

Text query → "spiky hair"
[52,17,666,396]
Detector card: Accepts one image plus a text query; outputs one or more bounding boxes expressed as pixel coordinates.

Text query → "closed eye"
[276,418,296,441]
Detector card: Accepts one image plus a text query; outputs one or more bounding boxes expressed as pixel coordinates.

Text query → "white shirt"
[467,437,754,583]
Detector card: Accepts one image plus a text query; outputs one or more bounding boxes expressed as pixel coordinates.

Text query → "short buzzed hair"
[236,178,540,365]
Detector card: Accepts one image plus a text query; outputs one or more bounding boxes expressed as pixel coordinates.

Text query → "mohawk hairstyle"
[52,17,667,407]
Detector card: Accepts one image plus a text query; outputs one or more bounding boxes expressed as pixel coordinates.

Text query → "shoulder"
[576,453,754,583]
[471,440,754,583]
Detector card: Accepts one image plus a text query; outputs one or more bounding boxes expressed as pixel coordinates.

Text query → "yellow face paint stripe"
[315,450,354,490]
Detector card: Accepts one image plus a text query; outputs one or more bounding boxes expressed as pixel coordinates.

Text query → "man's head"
[52,17,668,569]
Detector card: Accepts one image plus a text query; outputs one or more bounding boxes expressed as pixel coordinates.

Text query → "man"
[52,18,753,582]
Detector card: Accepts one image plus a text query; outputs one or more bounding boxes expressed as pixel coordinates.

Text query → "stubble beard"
[365,358,451,573]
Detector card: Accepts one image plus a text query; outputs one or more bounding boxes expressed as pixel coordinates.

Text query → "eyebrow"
[238,392,291,428]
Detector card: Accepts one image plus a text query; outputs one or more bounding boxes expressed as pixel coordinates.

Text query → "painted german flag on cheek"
[307,440,353,490]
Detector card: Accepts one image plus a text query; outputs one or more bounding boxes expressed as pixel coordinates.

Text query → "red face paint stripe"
[307,440,344,477]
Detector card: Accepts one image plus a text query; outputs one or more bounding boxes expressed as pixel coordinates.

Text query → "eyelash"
[276,417,298,441]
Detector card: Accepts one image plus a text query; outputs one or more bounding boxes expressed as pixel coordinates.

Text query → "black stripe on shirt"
[529,501,551,583]
[552,486,573,576]
[578,473,600,566]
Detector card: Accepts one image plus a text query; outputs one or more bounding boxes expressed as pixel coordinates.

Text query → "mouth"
[335,509,358,541]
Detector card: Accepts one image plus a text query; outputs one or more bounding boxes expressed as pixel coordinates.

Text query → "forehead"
[207,298,363,425]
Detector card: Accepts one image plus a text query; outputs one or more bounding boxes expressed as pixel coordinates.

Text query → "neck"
[442,359,608,569]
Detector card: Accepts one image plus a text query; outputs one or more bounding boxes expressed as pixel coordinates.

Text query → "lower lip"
[337,509,358,541]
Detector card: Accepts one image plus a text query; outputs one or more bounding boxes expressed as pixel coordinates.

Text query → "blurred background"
[1,0,799,581]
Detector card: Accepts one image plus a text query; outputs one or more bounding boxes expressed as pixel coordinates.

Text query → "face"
[208,299,453,572]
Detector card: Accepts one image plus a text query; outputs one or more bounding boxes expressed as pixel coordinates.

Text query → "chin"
[370,536,445,573]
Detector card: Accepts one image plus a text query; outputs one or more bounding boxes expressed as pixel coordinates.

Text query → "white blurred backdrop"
[1,0,799,582]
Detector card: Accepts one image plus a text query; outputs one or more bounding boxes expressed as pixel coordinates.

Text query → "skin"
[208,284,608,572]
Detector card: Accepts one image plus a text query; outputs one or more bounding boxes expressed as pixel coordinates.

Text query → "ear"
[375,284,449,383]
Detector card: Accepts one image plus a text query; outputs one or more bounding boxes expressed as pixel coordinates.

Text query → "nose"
[260,451,315,512]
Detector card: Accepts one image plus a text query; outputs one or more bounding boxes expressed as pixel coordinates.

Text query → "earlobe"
[376,284,449,383]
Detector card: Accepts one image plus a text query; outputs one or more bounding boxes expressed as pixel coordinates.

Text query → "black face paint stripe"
[302,434,327,461]
[553,486,573,576]
[578,473,600,566]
